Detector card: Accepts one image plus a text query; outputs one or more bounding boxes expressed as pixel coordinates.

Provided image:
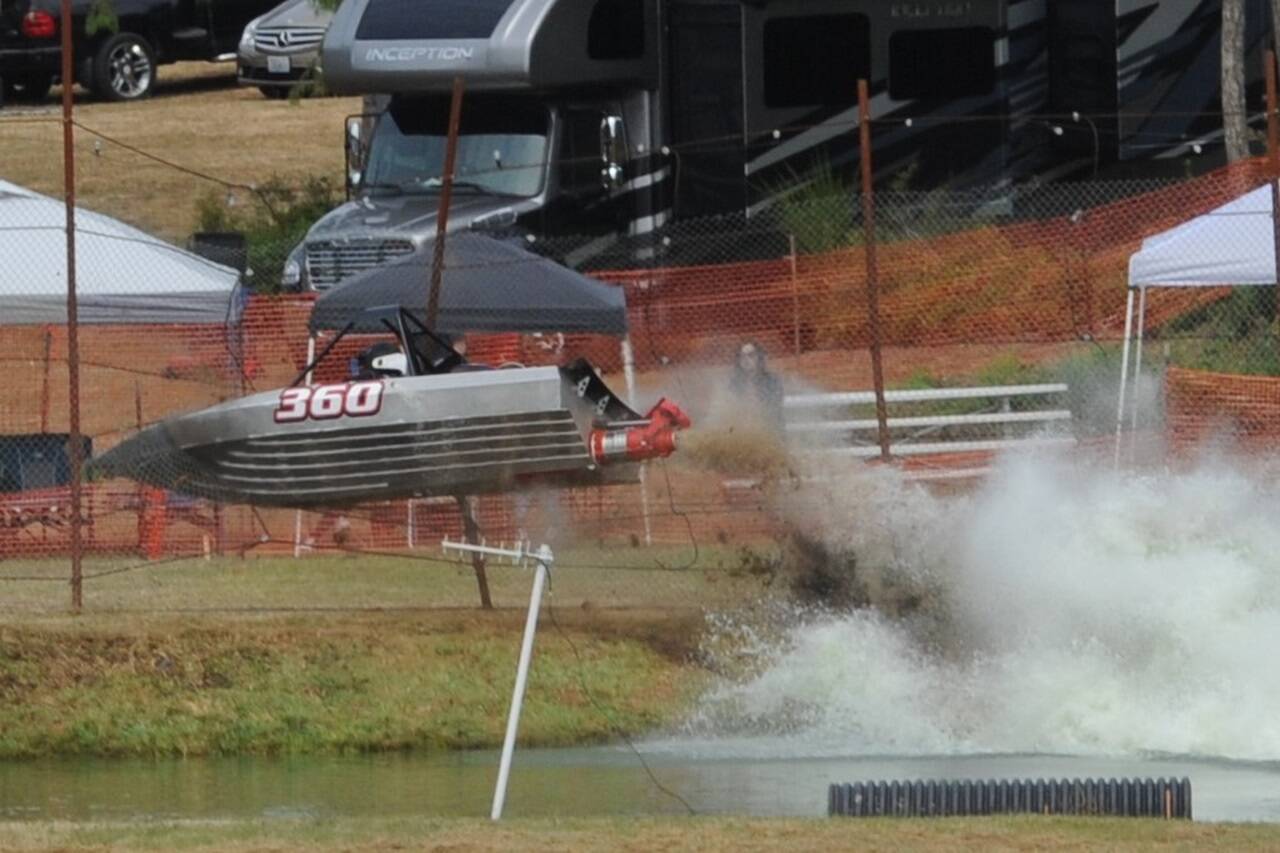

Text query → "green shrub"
[1159,289,1280,376]
[195,175,340,293]
[772,159,859,254]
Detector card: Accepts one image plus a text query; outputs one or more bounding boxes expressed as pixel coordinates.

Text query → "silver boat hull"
[95,366,650,507]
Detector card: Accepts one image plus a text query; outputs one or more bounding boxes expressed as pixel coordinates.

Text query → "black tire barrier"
[828,777,1191,819]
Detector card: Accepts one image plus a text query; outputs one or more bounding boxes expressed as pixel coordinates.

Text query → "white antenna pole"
[441,538,553,820]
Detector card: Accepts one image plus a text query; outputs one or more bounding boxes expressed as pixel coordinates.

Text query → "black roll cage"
[291,306,468,387]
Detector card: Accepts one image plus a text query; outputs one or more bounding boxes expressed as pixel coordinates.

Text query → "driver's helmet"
[354,342,406,378]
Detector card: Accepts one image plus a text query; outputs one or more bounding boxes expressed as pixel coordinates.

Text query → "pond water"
[2,746,1279,823]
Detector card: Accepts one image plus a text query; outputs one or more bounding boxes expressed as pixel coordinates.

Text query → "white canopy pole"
[1114,288,1136,469]
[294,334,318,558]
[620,336,653,547]
[1130,286,1148,435]
[303,334,316,386]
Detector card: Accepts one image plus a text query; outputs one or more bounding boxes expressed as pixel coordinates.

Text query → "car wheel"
[91,33,156,101]
[2,73,53,102]
[258,85,290,100]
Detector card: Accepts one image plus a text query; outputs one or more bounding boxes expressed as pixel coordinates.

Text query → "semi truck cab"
[285,89,641,290]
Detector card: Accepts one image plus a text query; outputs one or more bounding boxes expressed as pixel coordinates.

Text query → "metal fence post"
[61,0,82,612]
[858,79,891,462]
[427,76,465,328]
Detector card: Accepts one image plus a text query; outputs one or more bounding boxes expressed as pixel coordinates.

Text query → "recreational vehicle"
[281,0,1269,290]
[1048,0,1272,172]
[282,0,1048,289]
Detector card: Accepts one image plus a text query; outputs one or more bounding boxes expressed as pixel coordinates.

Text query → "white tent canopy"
[0,179,240,325]
[1128,182,1278,288]
[1117,180,1278,462]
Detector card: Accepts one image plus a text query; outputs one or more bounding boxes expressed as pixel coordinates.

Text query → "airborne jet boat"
[97,232,691,507]
[94,307,689,508]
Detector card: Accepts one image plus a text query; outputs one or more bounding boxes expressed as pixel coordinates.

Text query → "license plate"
[267,56,290,74]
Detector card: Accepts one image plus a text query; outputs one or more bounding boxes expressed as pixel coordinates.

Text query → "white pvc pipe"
[620,337,637,404]
[1130,285,1148,436]
[292,336,319,559]
[1114,288,1136,469]
[491,551,551,821]
[619,336,653,546]
[786,383,1069,408]
[303,335,316,386]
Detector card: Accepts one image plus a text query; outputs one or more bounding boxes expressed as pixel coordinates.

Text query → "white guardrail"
[784,383,1074,474]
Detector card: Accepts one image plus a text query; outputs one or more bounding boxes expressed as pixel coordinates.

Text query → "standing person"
[730,341,785,432]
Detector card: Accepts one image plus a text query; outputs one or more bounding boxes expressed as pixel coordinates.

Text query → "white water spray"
[688,452,1280,760]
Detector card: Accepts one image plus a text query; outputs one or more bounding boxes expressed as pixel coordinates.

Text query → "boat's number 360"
[273,381,385,422]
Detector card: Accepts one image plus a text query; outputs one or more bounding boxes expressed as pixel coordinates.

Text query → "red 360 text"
[273,381,385,422]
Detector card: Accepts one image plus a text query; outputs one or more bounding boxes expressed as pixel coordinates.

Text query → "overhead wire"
[542,565,698,816]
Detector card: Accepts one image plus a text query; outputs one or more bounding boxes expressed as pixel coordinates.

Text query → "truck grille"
[306,239,415,289]
[253,26,327,53]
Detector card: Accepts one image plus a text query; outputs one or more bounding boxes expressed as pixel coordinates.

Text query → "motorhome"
[281,0,1269,290]
[283,0,1048,289]
[1048,0,1272,172]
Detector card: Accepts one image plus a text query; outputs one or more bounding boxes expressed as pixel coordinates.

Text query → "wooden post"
[427,76,465,329]
[39,327,52,433]
[1266,49,1280,321]
[858,79,891,462]
[1267,49,1279,172]
[456,495,494,610]
[789,234,801,355]
[61,0,82,612]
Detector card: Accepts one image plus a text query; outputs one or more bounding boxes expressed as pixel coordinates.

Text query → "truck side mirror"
[599,115,626,190]
[345,117,366,198]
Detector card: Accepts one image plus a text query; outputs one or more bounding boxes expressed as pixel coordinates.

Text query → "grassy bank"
[2,547,763,613]
[0,548,763,758]
[0,609,704,759]
[2,816,1278,852]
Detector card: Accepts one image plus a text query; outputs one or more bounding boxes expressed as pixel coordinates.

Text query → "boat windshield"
[364,96,550,198]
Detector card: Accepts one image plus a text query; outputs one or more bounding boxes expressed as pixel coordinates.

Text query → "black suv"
[1,0,280,102]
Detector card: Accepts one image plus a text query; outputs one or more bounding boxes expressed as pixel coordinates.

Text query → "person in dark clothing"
[729,341,785,432]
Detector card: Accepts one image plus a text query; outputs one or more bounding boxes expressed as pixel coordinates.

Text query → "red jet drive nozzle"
[590,398,692,464]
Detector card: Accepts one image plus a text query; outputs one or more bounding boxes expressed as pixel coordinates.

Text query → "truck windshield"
[364,96,549,198]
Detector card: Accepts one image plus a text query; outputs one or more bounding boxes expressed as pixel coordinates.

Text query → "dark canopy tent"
[308,232,628,335]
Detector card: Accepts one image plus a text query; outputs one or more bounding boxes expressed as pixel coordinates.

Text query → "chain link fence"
[2,102,1279,613]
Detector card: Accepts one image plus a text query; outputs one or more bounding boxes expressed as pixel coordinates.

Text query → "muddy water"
[1,748,1279,822]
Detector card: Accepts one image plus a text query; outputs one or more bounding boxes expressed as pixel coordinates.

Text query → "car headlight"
[281,257,302,289]
[239,20,258,54]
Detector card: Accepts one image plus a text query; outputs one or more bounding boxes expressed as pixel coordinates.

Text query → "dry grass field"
[2,815,1279,852]
[0,62,360,241]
